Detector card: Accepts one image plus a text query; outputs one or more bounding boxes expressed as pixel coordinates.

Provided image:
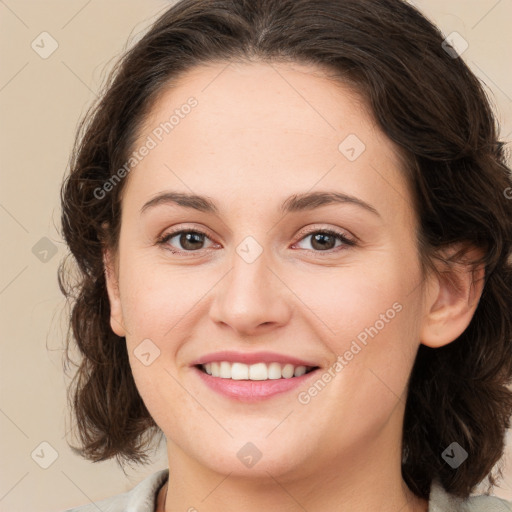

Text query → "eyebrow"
[140,190,380,217]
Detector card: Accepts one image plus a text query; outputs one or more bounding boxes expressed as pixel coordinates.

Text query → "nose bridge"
[209,236,291,334]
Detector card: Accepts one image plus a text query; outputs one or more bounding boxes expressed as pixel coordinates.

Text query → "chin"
[190,437,312,480]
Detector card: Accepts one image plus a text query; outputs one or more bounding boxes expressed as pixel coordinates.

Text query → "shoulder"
[60,468,169,512]
[429,479,512,512]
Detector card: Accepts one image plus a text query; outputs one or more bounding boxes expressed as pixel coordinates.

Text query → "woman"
[58,0,512,510]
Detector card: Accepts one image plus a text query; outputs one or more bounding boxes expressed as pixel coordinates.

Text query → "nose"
[209,248,293,337]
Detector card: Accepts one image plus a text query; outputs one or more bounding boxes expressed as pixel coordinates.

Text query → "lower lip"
[193,366,320,402]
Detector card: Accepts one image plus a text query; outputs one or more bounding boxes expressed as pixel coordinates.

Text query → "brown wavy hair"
[58,0,512,499]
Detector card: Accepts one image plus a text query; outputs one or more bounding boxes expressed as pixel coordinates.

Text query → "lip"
[190,350,319,367]
[193,365,321,402]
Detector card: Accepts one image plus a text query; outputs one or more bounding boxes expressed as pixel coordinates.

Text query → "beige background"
[0,1,511,511]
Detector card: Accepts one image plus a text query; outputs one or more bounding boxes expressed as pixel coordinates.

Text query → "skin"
[103,61,484,512]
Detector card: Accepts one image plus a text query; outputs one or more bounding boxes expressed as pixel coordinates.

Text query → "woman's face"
[105,61,429,480]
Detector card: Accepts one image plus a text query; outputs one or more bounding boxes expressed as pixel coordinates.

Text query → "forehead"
[125,60,412,223]
[139,60,373,149]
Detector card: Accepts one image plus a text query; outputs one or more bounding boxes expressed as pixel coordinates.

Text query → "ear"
[103,247,127,338]
[420,244,485,348]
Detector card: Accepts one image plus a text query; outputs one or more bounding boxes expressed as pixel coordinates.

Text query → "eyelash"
[155,226,357,257]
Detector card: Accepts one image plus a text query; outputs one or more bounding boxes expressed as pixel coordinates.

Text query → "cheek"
[293,248,423,400]
[292,249,421,344]
[118,252,212,337]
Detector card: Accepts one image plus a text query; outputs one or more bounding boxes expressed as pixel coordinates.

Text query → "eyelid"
[156,223,357,255]
[156,225,217,254]
[293,224,357,244]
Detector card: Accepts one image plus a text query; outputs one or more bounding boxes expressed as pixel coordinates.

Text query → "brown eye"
[309,232,337,251]
[177,231,206,250]
[157,229,214,253]
[295,229,356,253]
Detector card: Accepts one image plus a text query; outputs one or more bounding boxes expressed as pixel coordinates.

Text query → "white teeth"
[282,363,294,379]
[219,361,231,378]
[267,362,282,379]
[294,365,307,377]
[231,362,249,380]
[249,362,267,380]
[200,361,316,380]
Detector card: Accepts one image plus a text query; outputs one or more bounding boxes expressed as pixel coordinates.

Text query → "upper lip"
[190,351,320,367]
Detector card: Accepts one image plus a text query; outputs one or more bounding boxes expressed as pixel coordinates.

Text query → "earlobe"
[420,245,485,349]
[103,248,127,338]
